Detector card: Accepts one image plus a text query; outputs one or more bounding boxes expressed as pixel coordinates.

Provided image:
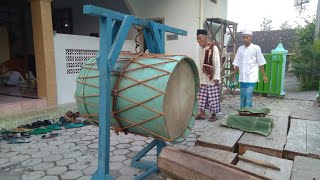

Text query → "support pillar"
[30,0,57,106]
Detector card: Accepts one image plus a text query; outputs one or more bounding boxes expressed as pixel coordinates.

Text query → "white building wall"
[127,0,228,61]
[53,33,135,104]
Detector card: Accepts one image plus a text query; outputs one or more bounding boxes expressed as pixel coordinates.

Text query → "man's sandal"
[196,115,206,120]
[208,116,217,122]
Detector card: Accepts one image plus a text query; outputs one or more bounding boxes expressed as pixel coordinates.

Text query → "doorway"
[0,0,37,100]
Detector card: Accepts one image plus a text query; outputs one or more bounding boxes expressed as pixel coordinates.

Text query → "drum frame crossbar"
[83,5,187,180]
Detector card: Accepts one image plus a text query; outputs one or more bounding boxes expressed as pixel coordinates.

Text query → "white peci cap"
[242,29,253,36]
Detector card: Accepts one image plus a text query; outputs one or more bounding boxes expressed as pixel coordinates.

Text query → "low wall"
[53,33,135,104]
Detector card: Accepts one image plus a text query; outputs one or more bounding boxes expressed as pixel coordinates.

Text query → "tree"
[279,21,293,30]
[316,0,320,39]
[294,0,310,13]
[294,0,320,103]
[294,0,319,39]
[260,18,273,31]
[292,20,319,91]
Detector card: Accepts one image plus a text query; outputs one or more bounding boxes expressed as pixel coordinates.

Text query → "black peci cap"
[197,29,207,36]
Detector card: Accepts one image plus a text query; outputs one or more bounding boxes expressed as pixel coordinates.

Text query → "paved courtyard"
[0,115,215,180]
[0,91,316,180]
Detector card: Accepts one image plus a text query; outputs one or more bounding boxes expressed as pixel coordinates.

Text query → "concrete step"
[0,102,78,130]
[0,95,47,116]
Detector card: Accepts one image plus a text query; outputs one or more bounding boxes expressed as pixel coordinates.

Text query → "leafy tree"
[292,20,320,90]
[260,18,273,31]
[280,21,293,30]
[294,0,319,39]
[294,0,310,13]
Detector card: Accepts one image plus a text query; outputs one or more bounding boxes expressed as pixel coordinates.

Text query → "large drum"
[75,53,199,143]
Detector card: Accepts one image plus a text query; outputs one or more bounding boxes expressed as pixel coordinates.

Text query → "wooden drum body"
[75,53,199,143]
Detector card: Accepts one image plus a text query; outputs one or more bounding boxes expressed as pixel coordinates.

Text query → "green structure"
[254,54,284,96]
[253,42,288,96]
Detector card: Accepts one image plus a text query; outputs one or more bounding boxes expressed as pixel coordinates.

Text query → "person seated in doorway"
[2,70,24,86]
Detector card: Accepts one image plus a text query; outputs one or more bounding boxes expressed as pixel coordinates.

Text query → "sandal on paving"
[31,127,52,135]
[47,124,62,131]
[196,115,206,120]
[31,121,42,128]
[56,117,68,127]
[9,138,31,144]
[66,110,74,118]
[43,120,52,126]
[12,128,32,133]
[41,133,59,139]
[0,129,14,135]
[21,132,31,138]
[208,116,217,122]
[65,123,84,129]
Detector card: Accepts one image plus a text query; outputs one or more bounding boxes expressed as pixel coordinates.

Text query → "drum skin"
[75,53,199,143]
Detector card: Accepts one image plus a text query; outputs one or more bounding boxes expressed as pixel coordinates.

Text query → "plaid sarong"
[198,84,221,113]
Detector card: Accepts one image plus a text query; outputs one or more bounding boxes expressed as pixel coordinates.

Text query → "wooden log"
[236,151,293,180]
[158,146,270,180]
[238,116,288,158]
[238,155,280,170]
[284,119,320,160]
[196,119,244,152]
[291,156,320,180]
[186,146,238,165]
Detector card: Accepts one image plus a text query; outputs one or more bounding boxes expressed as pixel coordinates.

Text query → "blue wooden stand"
[131,140,166,180]
[83,5,187,180]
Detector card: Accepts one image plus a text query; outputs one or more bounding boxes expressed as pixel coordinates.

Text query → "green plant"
[292,20,320,91]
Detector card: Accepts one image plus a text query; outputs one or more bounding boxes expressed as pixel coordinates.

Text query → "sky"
[227,0,318,31]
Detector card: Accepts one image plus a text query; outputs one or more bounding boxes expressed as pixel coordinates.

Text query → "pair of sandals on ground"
[0,128,32,144]
[196,111,217,122]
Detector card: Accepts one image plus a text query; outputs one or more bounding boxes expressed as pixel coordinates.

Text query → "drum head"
[164,58,196,140]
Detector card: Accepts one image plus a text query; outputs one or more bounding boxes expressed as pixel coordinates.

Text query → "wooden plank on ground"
[284,119,320,160]
[186,146,238,165]
[196,119,244,152]
[267,101,295,118]
[238,116,288,158]
[291,156,320,180]
[236,151,293,180]
[290,106,320,121]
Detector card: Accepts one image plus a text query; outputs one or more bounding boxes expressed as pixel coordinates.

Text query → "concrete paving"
[284,73,318,101]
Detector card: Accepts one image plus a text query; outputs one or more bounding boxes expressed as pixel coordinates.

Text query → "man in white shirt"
[195,29,221,121]
[233,29,268,108]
